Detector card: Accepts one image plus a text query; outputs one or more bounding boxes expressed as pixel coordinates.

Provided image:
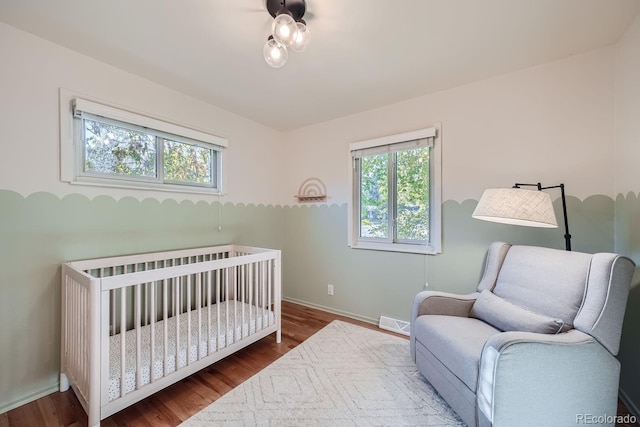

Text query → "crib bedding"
[108,300,274,401]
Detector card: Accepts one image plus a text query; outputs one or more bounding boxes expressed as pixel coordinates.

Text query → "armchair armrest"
[409,291,478,362]
[411,290,479,319]
[478,329,620,426]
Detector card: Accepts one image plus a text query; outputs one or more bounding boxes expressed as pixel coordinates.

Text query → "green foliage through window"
[84,119,156,177]
[164,139,213,185]
[358,146,430,243]
[396,148,429,241]
[80,116,218,189]
[359,153,389,238]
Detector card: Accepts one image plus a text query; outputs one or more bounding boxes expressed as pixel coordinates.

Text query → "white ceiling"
[1,0,639,131]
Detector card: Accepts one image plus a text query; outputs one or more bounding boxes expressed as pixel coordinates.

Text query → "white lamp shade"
[472,188,558,228]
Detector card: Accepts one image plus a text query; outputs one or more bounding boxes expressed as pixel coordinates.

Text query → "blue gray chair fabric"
[410,242,635,427]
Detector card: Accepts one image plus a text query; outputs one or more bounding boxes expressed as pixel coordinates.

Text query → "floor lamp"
[472,183,572,251]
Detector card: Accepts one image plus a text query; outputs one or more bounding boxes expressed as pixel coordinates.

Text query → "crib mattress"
[108,300,274,401]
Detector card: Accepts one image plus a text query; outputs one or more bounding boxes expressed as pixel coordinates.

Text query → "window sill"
[67,177,223,197]
[349,241,440,255]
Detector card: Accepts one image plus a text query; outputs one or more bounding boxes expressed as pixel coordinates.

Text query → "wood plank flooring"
[1,300,637,426]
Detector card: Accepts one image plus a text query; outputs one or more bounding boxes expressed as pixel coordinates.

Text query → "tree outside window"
[358,146,430,243]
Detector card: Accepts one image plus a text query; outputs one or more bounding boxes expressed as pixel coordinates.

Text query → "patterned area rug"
[181,320,465,426]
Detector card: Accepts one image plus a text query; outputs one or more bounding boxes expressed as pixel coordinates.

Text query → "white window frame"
[347,124,442,255]
[59,89,227,195]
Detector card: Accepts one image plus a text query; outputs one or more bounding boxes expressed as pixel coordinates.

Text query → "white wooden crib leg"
[276,329,281,343]
[88,410,100,427]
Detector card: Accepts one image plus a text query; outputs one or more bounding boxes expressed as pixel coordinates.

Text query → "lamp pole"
[513,182,571,251]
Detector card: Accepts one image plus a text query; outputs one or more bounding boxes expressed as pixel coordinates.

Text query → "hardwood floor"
[1,301,637,426]
[0,301,390,427]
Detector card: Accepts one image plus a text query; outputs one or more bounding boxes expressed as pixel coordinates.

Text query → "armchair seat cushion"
[413,315,500,391]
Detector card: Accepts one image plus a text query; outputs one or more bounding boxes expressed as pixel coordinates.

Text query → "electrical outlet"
[328,284,334,295]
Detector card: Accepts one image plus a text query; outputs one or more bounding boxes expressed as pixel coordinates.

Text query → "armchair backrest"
[476,242,635,355]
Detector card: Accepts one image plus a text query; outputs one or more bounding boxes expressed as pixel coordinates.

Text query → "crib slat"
[120,288,126,398]
[248,262,253,336]
[268,260,273,326]
[170,261,175,318]
[150,280,156,384]
[240,264,245,339]
[196,272,202,361]
[163,278,168,377]
[187,274,192,366]
[262,261,267,330]
[205,270,211,356]
[257,262,261,329]
[216,268,221,352]
[102,267,114,337]
[248,262,252,333]
[175,276,180,370]
[144,268,149,327]
[226,268,230,346]
[135,284,142,390]
[233,266,237,344]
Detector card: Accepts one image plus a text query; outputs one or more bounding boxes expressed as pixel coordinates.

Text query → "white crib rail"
[61,245,281,426]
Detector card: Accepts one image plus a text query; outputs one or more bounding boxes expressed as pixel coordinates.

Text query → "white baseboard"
[282,297,378,325]
[0,384,59,415]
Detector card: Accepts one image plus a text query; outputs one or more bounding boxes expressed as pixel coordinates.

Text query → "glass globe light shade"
[263,37,288,68]
[291,21,310,52]
[272,13,297,47]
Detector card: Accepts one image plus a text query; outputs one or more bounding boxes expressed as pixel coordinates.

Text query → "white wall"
[615,11,640,195]
[0,20,617,207]
[0,21,287,206]
[283,47,617,205]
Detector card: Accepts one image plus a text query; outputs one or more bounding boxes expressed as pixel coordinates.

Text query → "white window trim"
[59,88,228,195]
[347,124,442,255]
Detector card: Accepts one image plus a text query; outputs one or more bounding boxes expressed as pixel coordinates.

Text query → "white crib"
[60,245,281,426]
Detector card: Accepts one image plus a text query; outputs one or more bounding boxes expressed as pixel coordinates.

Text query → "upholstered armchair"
[410,242,635,427]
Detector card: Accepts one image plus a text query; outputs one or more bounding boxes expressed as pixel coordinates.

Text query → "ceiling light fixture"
[264,0,310,68]
[263,35,288,68]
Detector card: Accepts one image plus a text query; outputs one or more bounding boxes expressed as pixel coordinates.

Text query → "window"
[348,126,441,254]
[65,97,226,193]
